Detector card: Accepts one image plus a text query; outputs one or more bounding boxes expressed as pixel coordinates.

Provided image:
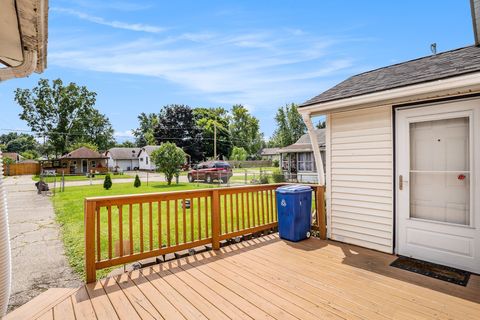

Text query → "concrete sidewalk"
[3,176,81,312]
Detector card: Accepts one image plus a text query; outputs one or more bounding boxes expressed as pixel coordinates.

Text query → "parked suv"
[188,161,233,183]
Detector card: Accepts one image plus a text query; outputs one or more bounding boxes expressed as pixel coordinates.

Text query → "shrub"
[272,169,286,183]
[151,142,186,185]
[272,159,279,167]
[134,174,141,188]
[259,173,270,184]
[103,173,112,190]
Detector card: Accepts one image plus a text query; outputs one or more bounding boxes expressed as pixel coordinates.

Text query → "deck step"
[5,288,78,320]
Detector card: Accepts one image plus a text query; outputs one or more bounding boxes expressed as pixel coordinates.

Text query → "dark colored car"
[187,161,233,183]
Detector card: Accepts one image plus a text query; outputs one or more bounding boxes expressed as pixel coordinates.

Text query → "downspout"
[0,151,11,315]
[301,113,325,186]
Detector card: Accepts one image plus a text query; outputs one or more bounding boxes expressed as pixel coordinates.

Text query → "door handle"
[399,175,403,190]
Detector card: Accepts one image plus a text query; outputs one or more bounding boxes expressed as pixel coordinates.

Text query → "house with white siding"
[279,129,325,183]
[105,148,141,171]
[137,145,160,171]
[299,39,480,273]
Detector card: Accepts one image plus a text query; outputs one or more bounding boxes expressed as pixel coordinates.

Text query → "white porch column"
[0,151,11,315]
[301,113,325,186]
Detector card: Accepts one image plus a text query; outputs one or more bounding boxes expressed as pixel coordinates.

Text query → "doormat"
[390,256,471,286]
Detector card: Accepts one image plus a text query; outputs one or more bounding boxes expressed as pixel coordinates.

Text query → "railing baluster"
[118,205,123,257]
[236,193,239,231]
[129,204,133,254]
[212,190,220,249]
[197,197,201,240]
[255,191,260,226]
[158,201,162,249]
[149,202,153,250]
[139,203,144,253]
[96,206,100,262]
[182,198,187,244]
[204,196,209,238]
[223,195,228,234]
[246,192,251,228]
[230,194,234,232]
[107,206,112,259]
[191,197,194,242]
[175,199,179,245]
[85,200,96,283]
[167,200,171,247]
[241,193,245,230]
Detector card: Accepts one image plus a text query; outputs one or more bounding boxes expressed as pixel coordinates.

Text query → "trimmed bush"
[134,174,141,188]
[103,173,112,190]
[272,169,286,183]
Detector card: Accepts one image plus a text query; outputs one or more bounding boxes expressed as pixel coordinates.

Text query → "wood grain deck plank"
[100,277,141,320]
[52,297,75,320]
[70,285,97,320]
[85,282,119,320]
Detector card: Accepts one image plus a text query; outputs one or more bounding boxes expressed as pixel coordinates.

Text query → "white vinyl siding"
[328,106,394,253]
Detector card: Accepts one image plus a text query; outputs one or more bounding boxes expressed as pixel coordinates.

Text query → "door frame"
[394,97,479,271]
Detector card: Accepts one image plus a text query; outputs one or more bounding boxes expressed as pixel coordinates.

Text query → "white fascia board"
[299,72,480,116]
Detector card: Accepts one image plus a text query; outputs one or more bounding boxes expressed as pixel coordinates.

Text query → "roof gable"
[301,46,480,106]
[106,148,141,160]
[61,147,107,159]
[280,129,325,153]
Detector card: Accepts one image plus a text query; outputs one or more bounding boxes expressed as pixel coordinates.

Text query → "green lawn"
[33,173,133,182]
[232,166,277,173]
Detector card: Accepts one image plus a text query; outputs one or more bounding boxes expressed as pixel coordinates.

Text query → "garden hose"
[0,151,11,315]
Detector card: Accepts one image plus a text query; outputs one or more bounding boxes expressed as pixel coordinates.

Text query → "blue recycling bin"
[276,185,312,242]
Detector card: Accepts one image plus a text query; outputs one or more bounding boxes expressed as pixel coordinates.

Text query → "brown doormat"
[390,256,471,286]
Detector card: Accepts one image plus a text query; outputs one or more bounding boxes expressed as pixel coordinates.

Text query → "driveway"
[3,175,81,312]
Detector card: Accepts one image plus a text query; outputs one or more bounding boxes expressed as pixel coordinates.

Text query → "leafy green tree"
[229,105,263,156]
[116,141,136,148]
[153,105,203,162]
[0,133,40,154]
[132,113,158,147]
[103,174,112,190]
[134,174,141,188]
[269,103,306,147]
[151,142,186,185]
[68,142,99,152]
[20,150,39,160]
[194,107,231,160]
[15,78,115,156]
[316,120,326,129]
[230,146,248,161]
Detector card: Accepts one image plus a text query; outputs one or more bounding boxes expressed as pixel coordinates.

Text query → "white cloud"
[52,8,166,33]
[49,27,359,111]
[114,130,134,138]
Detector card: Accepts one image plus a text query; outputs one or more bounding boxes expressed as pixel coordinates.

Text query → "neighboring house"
[298,44,480,274]
[137,145,160,171]
[279,129,325,184]
[45,147,108,174]
[1,153,24,163]
[105,148,141,171]
[259,148,281,162]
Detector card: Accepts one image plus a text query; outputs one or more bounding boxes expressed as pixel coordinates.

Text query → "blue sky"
[0,0,475,141]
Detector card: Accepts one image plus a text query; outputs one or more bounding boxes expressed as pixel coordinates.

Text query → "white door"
[396,99,480,273]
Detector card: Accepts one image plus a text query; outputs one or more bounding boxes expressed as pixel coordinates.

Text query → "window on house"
[146,157,149,165]
[298,152,315,172]
[140,158,144,162]
[73,161,77,166]
[91,161,96,168]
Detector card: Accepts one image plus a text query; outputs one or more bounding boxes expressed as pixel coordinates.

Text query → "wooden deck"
[7,234,480,320]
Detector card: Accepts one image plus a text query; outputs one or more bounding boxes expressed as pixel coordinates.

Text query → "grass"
[53,181,215,279]
[33,173,133,182]
[232,166,277,174]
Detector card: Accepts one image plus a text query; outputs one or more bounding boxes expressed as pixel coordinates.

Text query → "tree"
[68,142,98,152]
[0,133,40,154]
[116,141,136,148]
[194,107,231,160]
[134,174,141,188]
[151,142,186,185]
[15,78,115,156]
[103,174,112,190]
[269,103,306,147]
[132,113,158,147]
[153,105,203,162]
[20,150,39,160]
[229,105,263,156]
[230,146,248,161]
[316,120,326,129]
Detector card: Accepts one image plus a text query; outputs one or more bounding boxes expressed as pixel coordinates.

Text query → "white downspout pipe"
[0,151,11,315]
[301,113,325,186]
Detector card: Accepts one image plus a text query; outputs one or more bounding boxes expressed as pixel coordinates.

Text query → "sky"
[0,0,476,142]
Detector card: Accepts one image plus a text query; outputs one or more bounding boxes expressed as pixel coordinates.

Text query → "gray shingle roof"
[138,145,160,156]
[106,148,141,160]
[301,46,480,106]
[280,129,325,153]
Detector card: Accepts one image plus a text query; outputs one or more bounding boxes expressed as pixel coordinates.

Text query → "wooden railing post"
[316,186,327,240]
[211,190,220,250]
[85,200,97,283]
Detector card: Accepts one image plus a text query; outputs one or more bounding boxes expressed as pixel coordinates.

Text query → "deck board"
[7,235,480,320]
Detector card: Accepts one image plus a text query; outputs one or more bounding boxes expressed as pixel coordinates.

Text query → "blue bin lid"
[276,184,312,194]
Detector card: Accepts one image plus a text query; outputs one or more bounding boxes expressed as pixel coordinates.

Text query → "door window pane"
[409,117,470,225]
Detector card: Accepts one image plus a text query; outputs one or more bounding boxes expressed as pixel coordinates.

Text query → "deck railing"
[84,184,325,282]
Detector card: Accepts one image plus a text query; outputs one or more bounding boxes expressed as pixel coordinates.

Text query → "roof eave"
[299,72,480,115]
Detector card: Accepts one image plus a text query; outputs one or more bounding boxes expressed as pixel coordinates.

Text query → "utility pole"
[214,122,217,160]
